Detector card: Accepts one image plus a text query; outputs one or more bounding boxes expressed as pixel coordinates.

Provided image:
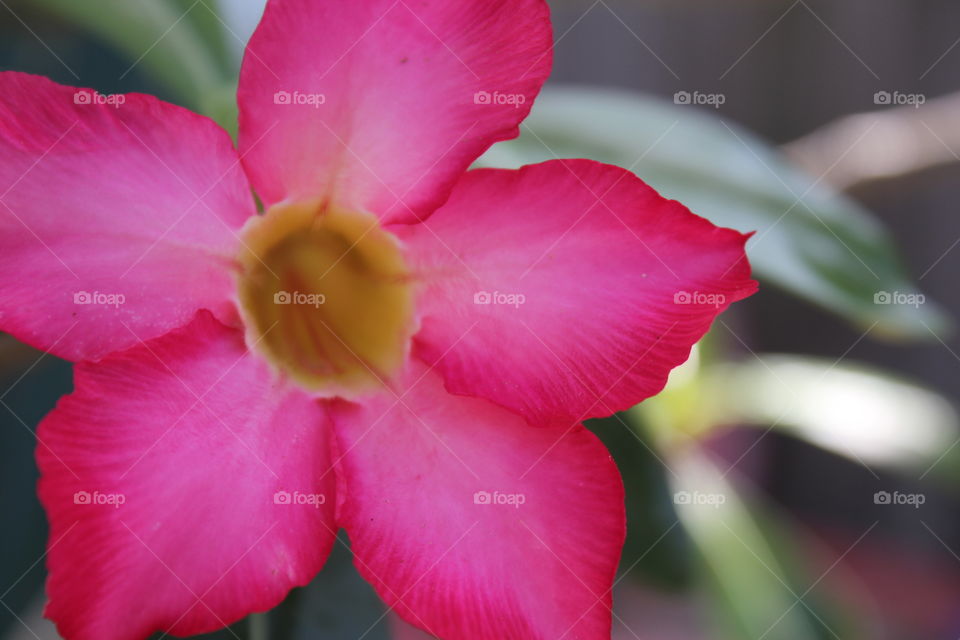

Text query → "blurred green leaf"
[667,449,858,640]
[589,413,693,590]
[478,86,950,340]
[0,350,71,636]
[706,355,960,482]
[168,0,233,77]
[25,0,227,112]
[198,81,240,139]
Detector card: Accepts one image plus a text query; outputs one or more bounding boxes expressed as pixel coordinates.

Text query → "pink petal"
[237,0,552,223]
[0,72,254,361]
[395,159,757,425]
[329,363,625,640]
[37,312,336,640]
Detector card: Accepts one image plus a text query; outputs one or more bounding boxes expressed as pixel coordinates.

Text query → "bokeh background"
[2,0,960,638]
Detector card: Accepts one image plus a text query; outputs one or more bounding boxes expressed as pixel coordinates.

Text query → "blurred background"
[2,0,960,638]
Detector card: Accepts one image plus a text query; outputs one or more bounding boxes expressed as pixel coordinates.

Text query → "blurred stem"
[668,446,857,640]
[249,612,269,640]
[784,90,960,190]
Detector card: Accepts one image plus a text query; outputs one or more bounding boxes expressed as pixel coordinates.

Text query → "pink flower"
[0,1,755,639]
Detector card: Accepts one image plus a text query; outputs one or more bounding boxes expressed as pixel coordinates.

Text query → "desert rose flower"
[0,0,755,639]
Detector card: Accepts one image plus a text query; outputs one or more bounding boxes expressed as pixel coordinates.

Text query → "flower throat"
[237,202,414,395]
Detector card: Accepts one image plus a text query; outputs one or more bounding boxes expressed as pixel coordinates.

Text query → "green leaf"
[589,413,694,590]
[0,352,72,637]
[25,0,228,112]
[168,0,233,77]
[666,449,859,640]
[478,86,950,340]
[706,354,960,482]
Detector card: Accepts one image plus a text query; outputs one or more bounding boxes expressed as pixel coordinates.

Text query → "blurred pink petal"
[38,312,337,639]
[329,362,625,639]
[237,0,552,224]
[0,0,758,637]
[0,73,254,361]
[399,159,756,425]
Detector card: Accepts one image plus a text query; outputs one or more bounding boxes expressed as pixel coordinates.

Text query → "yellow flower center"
[237,201,414,396]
